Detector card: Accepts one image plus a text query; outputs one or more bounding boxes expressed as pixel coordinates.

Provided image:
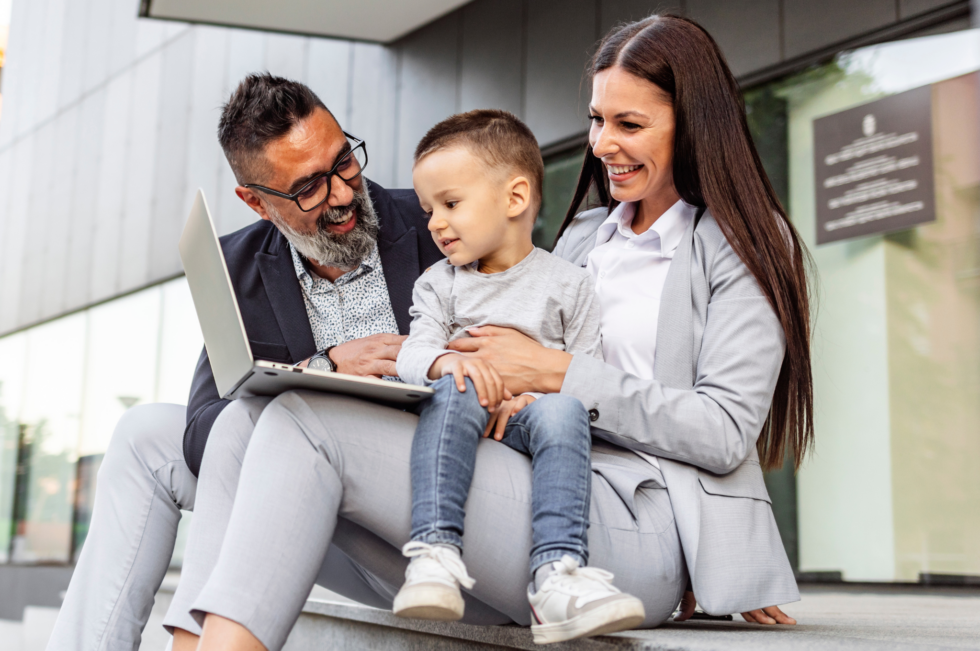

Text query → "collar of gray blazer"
[556,205,799,616]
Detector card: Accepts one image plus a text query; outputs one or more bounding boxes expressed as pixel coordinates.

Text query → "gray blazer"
[554,206,799,615]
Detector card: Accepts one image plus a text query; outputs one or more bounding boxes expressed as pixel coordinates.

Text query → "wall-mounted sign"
[813,85,935,245]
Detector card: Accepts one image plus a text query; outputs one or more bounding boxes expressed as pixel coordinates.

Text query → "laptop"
[178,189,433,406]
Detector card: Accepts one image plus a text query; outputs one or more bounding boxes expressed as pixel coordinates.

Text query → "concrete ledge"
[285,588,980,651]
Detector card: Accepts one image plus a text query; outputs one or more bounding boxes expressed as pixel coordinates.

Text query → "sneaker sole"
[393,583,465,621]
[531,597,646,644]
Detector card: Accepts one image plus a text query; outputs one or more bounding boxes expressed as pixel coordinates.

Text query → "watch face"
[309,356,333,372]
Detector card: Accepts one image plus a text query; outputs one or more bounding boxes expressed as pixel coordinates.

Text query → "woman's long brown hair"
[557,15,814,471]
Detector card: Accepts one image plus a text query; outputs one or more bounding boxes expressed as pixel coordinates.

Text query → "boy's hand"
[430,354,512,411]
[484,394,536,441]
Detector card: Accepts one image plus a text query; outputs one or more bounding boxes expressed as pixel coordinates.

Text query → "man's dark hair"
[414,109,545,216]
[218,73,331,184]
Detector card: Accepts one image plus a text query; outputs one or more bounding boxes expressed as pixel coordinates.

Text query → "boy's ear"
[505,175,532,218]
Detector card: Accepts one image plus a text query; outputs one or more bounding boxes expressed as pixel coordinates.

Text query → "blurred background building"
[0,0,977,635]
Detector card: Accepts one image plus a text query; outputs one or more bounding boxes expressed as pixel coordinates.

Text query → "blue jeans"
[410,375,592,573]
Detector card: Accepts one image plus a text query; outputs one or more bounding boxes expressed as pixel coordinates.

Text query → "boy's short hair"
[414,110,545,215]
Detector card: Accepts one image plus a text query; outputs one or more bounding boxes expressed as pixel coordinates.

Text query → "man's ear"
[505,176,532,219]
[236,186,272,221]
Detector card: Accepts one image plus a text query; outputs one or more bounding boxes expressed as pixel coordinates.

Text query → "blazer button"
[588,409,599,422]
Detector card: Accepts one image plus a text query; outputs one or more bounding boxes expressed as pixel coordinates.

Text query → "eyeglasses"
[244,132,368,212]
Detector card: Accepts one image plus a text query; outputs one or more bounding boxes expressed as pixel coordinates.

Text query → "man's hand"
[446,326,571,395]
[674,591,697,621]
[430,354,512,411]
[483,394,536,441]
[328,333,406,377]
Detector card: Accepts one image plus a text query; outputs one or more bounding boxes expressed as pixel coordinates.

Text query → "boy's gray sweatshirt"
[396,247,602,386]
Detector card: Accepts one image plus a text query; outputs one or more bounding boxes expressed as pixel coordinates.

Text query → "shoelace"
[545,555,621,596]
[402,541,476,589]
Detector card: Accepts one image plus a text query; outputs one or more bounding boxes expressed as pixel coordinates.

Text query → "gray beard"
[267,188,380,270]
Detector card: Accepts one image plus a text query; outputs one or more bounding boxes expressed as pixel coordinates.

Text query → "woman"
[192,14,811,650]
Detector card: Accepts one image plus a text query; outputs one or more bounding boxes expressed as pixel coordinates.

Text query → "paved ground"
[4,579,978,650]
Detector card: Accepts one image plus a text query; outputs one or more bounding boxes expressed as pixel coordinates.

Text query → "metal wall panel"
[459,0,523,116]
[348,42,399,188]
[56,0,88,112]
[599,0,683,35]
[88,71,134,303]
[63,90,108,314]
[783,0,898,59]
[394,13,461,187]
[265,32,309,83]
[81,0,114,96]
[118,52,163,294]
[306,39,352,122]
[0,138,34,332]
[40,108,80,318]
[18,122,57,326]
[687,0,782,77]
[526,0,596,146]
[35,0,66,127]
[148,31,195,282]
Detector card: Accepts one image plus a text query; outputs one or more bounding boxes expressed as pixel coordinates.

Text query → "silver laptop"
[178,189,433,406]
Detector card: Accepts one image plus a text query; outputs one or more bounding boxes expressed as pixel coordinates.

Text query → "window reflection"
[0,277,202,565]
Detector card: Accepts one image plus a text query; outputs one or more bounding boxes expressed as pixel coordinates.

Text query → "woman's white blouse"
[586,199,698,469]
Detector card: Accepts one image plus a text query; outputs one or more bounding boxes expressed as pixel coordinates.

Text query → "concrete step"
[284,586,980,651]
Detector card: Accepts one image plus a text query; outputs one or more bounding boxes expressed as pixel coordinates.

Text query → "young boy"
[393,110,645,645]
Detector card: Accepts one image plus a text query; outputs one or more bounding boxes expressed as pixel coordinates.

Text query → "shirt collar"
[289,242,380,283]
[594,199,698,259]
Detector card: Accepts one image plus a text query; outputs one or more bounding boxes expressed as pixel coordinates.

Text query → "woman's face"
[589,66,677,206]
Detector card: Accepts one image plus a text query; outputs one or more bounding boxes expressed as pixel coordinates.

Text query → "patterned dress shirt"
[289,242,400,352]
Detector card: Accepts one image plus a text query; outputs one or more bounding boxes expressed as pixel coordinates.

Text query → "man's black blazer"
[183,180,443,476]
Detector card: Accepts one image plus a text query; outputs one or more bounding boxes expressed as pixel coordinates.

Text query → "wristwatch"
[307,347,336,373]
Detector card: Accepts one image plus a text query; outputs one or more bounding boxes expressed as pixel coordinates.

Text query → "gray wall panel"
[149,32,195,282]
[19,122,58,326]
[526,0,596,147]
[0,152,11,323]
[900,0,962,18]
[81,0,114,96]
[687,0,782,77]
[63,90,107,314]
[0,137,34,332]
[88,71,134,303]
[118,52,162,294]
[107,0,138,80]
[56,0,87,112]
[265,32,309,83]
[306,39,352,120]
[459,0,523,116]
[347,43,399,188]
[40,109,80,318]
[186,27,230,237]
[783,0,898,58]
[600,0,683,35]
[34,0,65,127]
[394,13,461,187]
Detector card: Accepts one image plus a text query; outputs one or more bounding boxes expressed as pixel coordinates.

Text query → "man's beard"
[267,188,380,270]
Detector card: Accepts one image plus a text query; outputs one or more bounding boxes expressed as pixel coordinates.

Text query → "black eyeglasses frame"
[243,132,368,213]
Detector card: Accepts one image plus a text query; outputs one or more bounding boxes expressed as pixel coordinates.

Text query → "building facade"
[0,0,976,619]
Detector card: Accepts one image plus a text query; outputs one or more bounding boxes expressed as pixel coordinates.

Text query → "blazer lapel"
[255,237,317,362]
[379,228,420,335]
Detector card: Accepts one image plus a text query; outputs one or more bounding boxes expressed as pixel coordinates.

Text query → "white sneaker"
[528,555,645,644]
[392,541,476,621]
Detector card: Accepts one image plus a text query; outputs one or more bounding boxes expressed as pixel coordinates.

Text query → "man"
[47,73,445,651]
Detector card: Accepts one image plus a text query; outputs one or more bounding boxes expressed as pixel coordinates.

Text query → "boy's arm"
[562,271,604,360]
[395,269,457,386]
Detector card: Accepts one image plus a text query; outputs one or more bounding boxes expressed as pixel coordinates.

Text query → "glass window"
[0,277,203,565]
[536,147,587,251]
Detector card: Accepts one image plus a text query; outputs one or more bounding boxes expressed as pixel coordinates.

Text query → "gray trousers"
[181,391,687,651]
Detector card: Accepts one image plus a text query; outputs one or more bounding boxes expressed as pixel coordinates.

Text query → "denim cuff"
[413,529,464,551]
[530,549,587,574]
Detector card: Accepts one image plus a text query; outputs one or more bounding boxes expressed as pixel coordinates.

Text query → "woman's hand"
[446,326,572,395]
[674,592,796,625]
[483,394,536,441]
